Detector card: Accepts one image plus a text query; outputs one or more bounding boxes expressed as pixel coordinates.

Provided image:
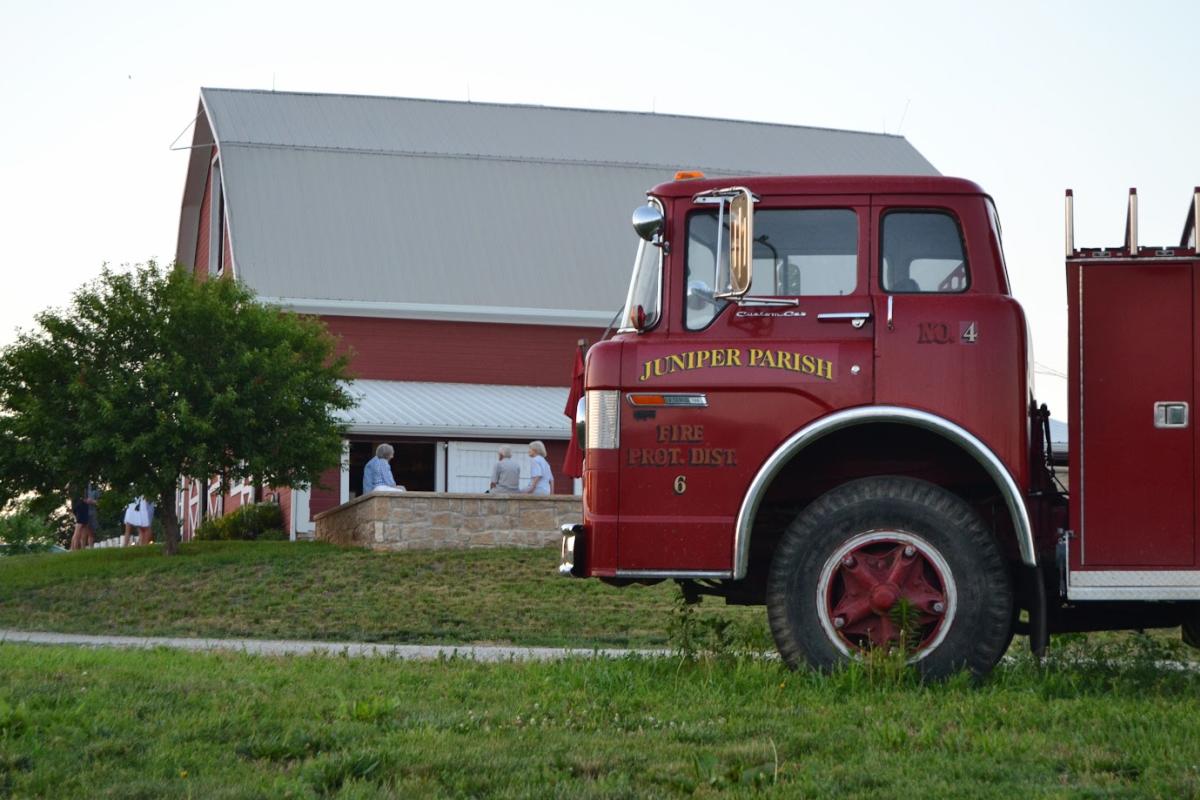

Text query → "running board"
[1067,570,1200,601]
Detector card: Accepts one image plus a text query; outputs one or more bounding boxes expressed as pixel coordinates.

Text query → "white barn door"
[446,442,532,493]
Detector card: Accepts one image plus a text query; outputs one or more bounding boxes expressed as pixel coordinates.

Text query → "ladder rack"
[1065,186,1200,260]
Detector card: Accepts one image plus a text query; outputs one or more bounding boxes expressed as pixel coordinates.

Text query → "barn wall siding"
[321,316,601,387]
[193,149,217,279]
[275,487,293,534]
[194,177,211,278]
[310,466,343,519]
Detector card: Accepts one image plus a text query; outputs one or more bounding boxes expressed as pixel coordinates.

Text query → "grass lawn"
[2,642,1199,798]
[0,542,767,648]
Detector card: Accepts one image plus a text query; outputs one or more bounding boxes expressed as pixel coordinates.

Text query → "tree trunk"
[160,486,182,557]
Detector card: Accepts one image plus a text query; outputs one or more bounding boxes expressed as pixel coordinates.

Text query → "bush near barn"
[195,502,286,541]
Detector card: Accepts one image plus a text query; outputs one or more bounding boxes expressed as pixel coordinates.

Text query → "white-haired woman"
[363,443,403,493]
[525,441,553,495]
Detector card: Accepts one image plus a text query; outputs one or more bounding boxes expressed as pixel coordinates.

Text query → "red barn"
[172,88,936,538]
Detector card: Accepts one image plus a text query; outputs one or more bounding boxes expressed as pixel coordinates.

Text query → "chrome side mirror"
[727,190,753,296]
[632,204,665,241]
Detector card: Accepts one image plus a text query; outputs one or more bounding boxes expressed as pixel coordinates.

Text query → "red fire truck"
[560,174,1200,678]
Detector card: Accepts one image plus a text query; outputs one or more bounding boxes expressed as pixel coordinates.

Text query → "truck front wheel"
[765,476,1013,680]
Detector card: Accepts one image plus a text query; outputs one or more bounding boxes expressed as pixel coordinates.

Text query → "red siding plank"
[321,316,602,386]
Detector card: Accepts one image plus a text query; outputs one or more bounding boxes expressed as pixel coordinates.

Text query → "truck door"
[870,196,1031,484]
[1075,261,1195,566]
[618,196,876,573]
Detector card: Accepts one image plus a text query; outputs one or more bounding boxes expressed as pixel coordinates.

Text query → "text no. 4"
[917,321,978,345]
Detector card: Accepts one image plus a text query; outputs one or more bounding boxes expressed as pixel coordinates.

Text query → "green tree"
[0,262,354,555]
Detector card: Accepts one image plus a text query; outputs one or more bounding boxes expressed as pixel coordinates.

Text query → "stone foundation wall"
[314,491,582,551]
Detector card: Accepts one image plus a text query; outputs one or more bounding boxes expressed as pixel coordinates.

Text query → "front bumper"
[558,523,584,577]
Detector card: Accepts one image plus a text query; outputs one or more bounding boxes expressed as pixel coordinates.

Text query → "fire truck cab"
[561,174,1200,679]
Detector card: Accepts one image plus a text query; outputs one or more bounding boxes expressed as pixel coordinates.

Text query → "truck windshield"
[686,208,858,329]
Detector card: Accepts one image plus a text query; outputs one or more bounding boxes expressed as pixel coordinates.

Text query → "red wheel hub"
[826,538,949,653]
[868,584,899,615]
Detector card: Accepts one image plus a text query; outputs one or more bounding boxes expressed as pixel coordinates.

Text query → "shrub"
[0,511,58,554]
[666,586,770,660]
[195,502,285,541]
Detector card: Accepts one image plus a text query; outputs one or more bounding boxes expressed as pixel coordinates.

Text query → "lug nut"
[833,616,846,629]
[841,555,856,568]
[903,545,916,557]
[932,602,945,614]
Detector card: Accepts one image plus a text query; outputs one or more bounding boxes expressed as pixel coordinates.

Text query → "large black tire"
[766,476,1013,680]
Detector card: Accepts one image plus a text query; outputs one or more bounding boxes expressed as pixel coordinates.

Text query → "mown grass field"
[2,641,1200,799]
[0,542,767,648]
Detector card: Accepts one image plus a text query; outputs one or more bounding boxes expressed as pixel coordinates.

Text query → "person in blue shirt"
[525,440,554,496]
[363,443,405,493]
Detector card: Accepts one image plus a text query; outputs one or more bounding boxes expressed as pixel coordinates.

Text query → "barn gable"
[176,88,937,326]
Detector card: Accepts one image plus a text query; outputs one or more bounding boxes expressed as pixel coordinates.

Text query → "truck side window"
[685,208,859,329]
[881,211,969,293]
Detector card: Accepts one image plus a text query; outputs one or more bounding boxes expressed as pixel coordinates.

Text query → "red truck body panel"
[569,177,1200,660]
[580,175,1035,577]
[1068,257,1198,570]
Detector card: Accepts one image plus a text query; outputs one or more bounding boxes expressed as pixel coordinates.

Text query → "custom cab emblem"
[735,310,807,318]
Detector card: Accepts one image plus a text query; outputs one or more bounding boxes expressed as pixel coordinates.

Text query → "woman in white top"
[525,441,554,496]
[122,496,155,547]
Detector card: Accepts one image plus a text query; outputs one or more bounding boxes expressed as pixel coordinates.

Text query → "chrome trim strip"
[1067,256,1200,263]
[624,393,708,408]
[1193,188,1199,250]
[1064,189,1074,257]
[615,569,733,579]
[1067,587,1200,600]
[692,188,760,204]
[1126,189,1138,255]
[1070,569,1200,587]
[1067,567,1200,600]
[732,406,1037,579]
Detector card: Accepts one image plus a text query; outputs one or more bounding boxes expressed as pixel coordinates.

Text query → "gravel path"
[0,629,668,661]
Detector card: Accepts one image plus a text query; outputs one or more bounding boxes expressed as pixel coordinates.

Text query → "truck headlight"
[586,390,620,450]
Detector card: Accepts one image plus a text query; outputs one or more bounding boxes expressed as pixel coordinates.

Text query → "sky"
[2,0,1197,418]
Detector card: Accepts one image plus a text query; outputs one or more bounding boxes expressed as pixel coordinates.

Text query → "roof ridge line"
[216,140,770,176]
[198,86,912,141]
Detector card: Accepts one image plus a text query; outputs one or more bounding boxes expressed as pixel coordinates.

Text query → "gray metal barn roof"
[339,380,570,439]
[177,88,938,325]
